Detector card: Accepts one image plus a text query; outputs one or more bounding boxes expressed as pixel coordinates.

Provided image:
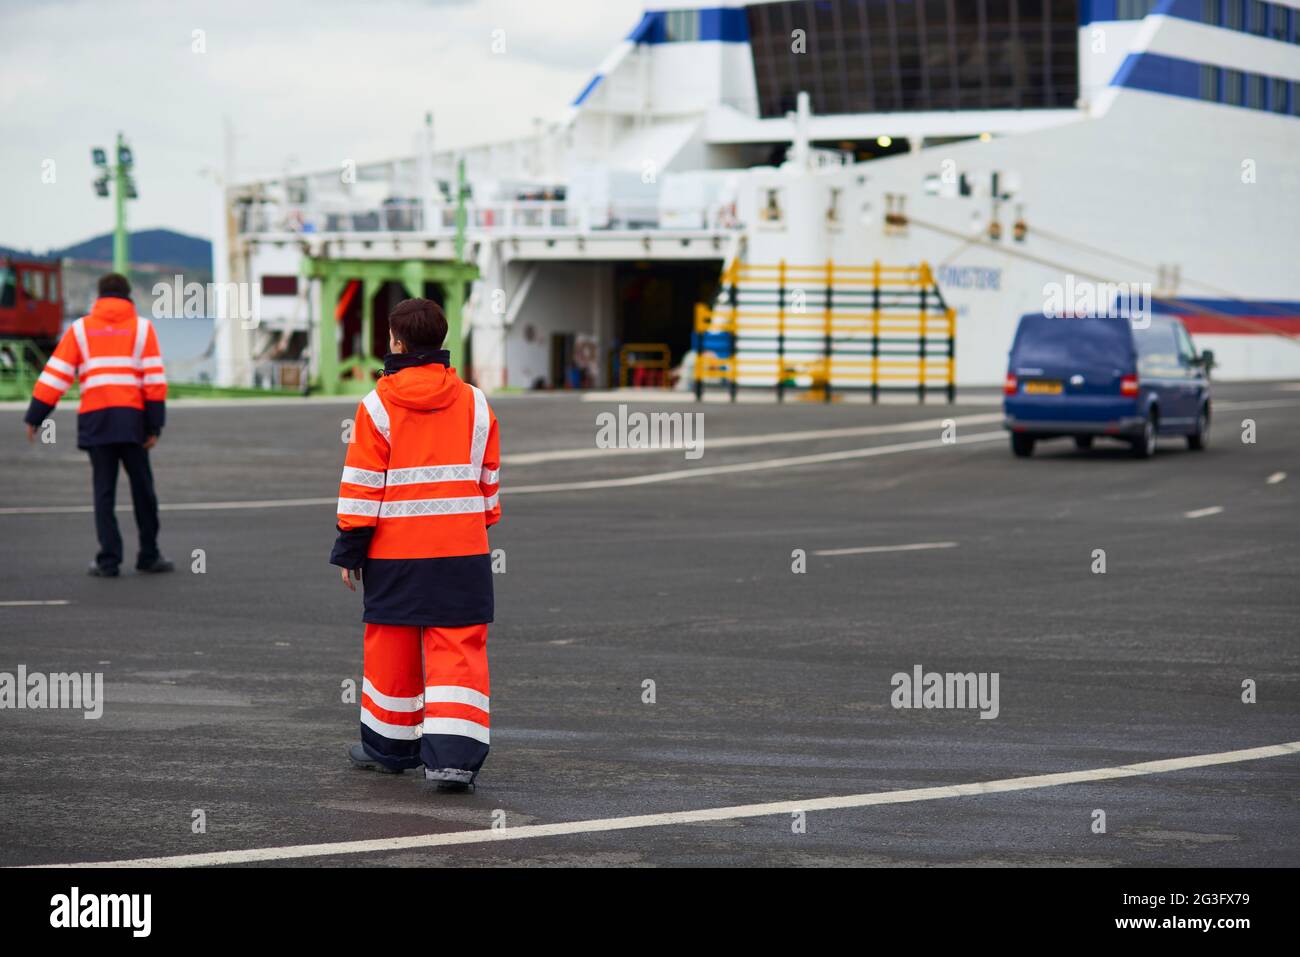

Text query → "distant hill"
[1,228,212,271]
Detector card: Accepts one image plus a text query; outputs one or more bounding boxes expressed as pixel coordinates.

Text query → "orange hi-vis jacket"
[329,352,500,626]
[24,295,167,448]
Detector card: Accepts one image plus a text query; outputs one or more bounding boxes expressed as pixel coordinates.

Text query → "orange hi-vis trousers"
[359,622,490,778]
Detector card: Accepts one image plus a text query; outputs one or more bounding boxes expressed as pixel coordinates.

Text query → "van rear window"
[1011,317,1133,368]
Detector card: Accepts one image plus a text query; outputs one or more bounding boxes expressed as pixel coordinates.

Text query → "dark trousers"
[87,443,160,571]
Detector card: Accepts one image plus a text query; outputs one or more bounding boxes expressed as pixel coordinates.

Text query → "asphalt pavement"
[0,382,1296,866]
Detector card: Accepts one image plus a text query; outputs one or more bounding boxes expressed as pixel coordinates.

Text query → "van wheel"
[1074,435,1093,450]
[1011,434,1035,457]
[1132,410,1157,459]
[1187,405,1209,451]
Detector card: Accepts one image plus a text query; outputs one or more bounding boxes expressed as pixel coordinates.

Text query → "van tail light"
[1003,373,1018,395]
[1120,374,1139,396]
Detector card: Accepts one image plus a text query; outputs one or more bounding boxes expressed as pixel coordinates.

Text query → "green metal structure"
[303,155,478,396]
[304,257,478,395]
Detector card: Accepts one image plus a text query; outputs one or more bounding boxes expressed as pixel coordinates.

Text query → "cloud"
[0,0,644,249]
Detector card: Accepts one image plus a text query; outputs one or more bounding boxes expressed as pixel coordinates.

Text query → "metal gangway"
[693,260,956,403]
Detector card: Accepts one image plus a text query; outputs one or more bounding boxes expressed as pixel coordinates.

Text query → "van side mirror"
[1197,349,1215,373]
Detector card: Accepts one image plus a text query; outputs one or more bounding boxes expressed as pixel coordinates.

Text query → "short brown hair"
[97,273,131,298]
[388,298,447,351]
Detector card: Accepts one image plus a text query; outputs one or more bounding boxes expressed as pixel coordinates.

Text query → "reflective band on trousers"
[360,710,490,743]
[423,717,490,744]
[425,685,490,713]
[362,678,422,712]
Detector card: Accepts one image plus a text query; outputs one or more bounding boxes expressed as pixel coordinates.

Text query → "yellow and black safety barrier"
[693,260,956,403]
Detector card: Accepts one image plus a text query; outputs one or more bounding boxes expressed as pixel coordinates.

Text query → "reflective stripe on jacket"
[329,353,500,626]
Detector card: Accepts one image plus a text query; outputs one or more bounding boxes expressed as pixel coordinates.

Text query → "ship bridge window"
[1115,0,1157,18]
[747,0,1078,117]
[665,9,699,42]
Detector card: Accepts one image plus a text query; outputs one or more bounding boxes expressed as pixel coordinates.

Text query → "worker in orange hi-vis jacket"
[23,272,174,577]
[330,298,500,792]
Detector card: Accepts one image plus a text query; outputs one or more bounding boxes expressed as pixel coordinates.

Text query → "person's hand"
[25,424,36,443]
[341,566,361,591]
[142,434,159,450]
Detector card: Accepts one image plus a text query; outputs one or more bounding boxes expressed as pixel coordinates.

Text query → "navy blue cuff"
[144,400,166,436]
[23,398,55,429]
[329,526,374,568]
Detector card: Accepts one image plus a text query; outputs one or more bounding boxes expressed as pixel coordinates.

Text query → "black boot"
[136,555,175,574]
[348,742,404,774]
[87,560,119,578]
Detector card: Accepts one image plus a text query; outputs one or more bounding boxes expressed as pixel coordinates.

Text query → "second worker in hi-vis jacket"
[329,298,501,792]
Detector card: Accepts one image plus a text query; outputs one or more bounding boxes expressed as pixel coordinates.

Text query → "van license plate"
[1024,380,1062,394]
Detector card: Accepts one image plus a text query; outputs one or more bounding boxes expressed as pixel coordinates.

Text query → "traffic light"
[92,148,107,167]
[93,176,110,197]
[123,177,138,200]
[118,145,134,167]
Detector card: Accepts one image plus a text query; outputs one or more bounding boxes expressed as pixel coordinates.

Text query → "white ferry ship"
[220,0,1300,396]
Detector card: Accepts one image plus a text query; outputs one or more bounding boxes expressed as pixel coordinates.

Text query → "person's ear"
[389,332,405,354]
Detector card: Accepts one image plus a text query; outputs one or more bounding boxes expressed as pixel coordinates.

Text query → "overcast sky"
[0,0,644,251]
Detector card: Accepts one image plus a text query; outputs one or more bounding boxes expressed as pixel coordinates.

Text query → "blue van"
[1003,314,1212,458]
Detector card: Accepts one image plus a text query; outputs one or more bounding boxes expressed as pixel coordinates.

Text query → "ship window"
[1293,80,1300,115]
[1202,0,1219,24]
[1268,3,1287,39]
[1116,0,1156,18]
[1248,0,1265,34]
[665,9,699,43]
[1199,64,1220,101]
[1223,69,1244,104]
[1270,77,1288,112]
[746,0,1078,118]
[1247,73,1265,108]
[1224,0,1243,29]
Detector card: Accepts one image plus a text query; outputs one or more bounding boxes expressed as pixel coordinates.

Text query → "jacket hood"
[377,353,463,411]
[89,296,138,324]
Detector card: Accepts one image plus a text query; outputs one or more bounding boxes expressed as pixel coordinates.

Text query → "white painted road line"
[507,432,1007,494]
[505,413,1003,464]
[0,600,72,607]
[37,740,1300,868]
[1184,506,1225,519]
[0,431,1008,514]
[1266,471,1286,485]
[814,542,959,557]
[1212,399,1300,411]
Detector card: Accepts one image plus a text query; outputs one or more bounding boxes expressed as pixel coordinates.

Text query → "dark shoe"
[349,742,404,774]
[87,562,120,578]
[425,767,475,792]
[136,556,175,574]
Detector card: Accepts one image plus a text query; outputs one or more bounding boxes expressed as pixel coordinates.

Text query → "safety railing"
[693,260,956,403]
[238,200,743,236]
